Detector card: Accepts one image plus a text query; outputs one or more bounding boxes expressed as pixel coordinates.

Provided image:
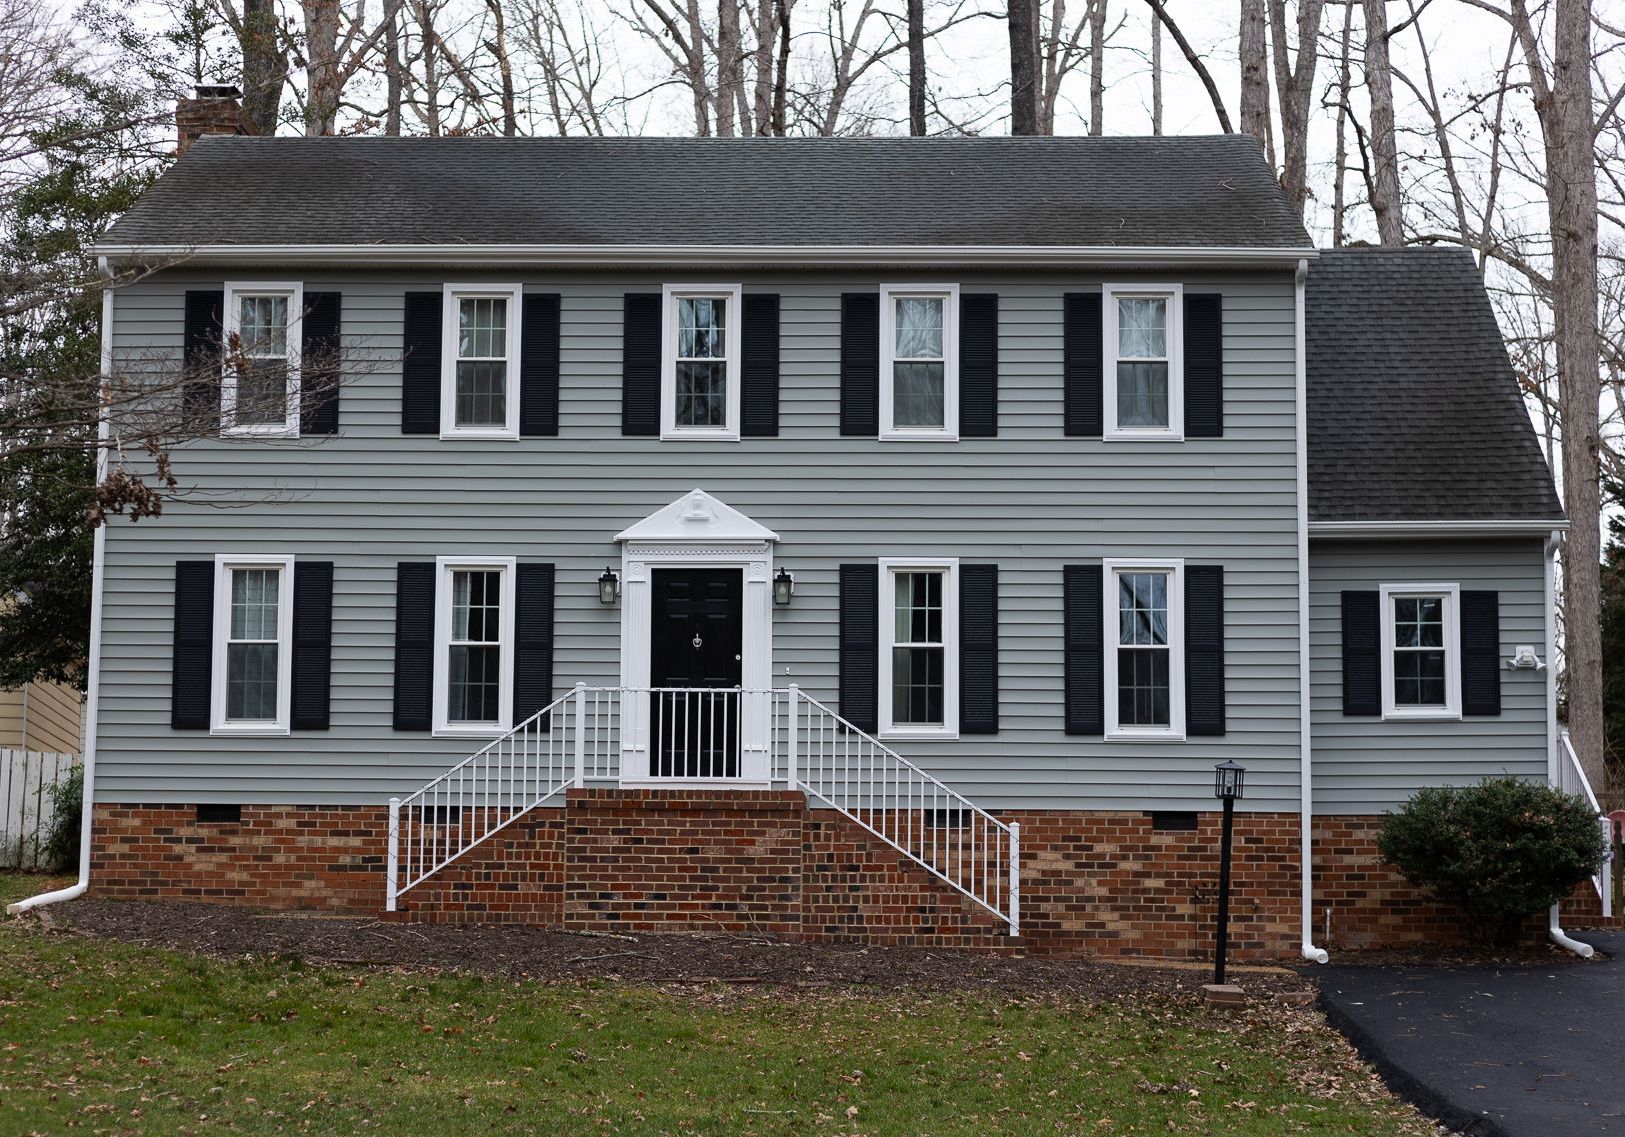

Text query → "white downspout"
[1295,258,1329,964]
[1543,529,1594,957]
[8,282,113,915]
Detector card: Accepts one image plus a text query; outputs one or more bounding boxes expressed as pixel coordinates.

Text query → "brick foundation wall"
[87,798,1617,958]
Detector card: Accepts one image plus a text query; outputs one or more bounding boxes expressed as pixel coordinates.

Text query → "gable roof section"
[103,135,1311,252]
[1307,247,1562,524]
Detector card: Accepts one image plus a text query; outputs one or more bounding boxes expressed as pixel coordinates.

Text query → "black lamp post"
[1212,760,1246,986]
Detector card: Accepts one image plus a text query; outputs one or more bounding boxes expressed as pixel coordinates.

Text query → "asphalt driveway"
[1315,931,1625,1136]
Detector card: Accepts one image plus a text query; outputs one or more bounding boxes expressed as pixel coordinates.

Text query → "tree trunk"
[303,0,343,135]
[1149,7,1161,135]
[1364,0,1404,244]
[1239,0,1273,163]
[716,0,742,136]
[384,0,404,135]
[752,0,776,134]
[485,0,519,136]
[771,0,789,135]
[907,0,926,135]
[1088,0,1105,135]
[1331,0,1352,245]
[239,0,286,135]
[1268,0,1323,218]
[1008,0,1039,134]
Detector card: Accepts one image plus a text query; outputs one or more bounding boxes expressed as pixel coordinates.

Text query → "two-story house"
[26,88,1606,960]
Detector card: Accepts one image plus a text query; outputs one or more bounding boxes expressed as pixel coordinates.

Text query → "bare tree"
[1268,0,1325,217]
[1240,0,1275,161]
[716,0,744,136]
[907,0,926,134]
[1036,0,1102,136]
[1364,0,1404,243]
[1149,3,1161,134]
[1330,0,1353,244]
[239,0,286,133]
[1009,0,1040,133]
[1088,0,1105,133]
[484,0,520,135]
[1142,0,1233,132]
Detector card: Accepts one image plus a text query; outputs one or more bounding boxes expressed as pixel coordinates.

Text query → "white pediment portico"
[615,489,779,545]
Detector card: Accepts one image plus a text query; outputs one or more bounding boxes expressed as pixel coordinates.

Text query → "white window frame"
[1102,558,1186,741]
[440,283,523,440]
[878,557,959,739]
[222,281,304,438]
[210,553,295,736]
[1379,582,1462,721]
[879,284,960,441]
[1103,283,1184,442]
[432,555,516,737]
[661,283,743,441]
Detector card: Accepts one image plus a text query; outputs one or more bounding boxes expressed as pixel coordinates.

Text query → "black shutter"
[622,292,661,436]
[839,563,879,732]
[1063,292,1103,437]
[1184,565,1226,736]
[1183,293,1223,438]
[960,293,999,438]
[392,562,435,730]
[520,293,561,437]
[514,563,556,729]
[741,293,780,437]
[300,291,342,435]
[171,560,214,730]
[401,292,442,435]
[183,290,223,432]
[1063,563,1104,734]
[959,564,999,733]
[1341,590,1381,716]
[1461,590,1502,716]
[291,561,334,730]
[840,293,880,436]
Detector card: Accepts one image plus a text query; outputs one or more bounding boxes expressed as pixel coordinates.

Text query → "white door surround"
[615,489,777,783]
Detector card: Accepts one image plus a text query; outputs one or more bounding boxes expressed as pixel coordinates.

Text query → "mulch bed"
[31,898,1313,1002]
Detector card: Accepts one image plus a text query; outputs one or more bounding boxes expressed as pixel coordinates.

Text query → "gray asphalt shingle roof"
[104,134,1312,249]
[1307,247,1562,523]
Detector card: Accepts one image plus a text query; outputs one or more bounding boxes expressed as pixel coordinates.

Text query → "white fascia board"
[1308,519,1569,539]
[93,242,1322,270]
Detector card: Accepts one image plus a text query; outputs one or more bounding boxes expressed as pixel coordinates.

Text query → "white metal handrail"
[386,683,1020,937]
[784,685,1019,935]
[1558,729,1613,917]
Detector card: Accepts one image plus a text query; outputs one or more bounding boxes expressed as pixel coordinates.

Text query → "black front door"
[649,568,743,777]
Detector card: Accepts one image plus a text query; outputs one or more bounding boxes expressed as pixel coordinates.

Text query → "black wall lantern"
[1212,760,1246,985]
[597,567,620,606]
[773,568,794,606]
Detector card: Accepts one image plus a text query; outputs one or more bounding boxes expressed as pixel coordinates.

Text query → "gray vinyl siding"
[96,268,1302,811]
[1308,538,1550,814]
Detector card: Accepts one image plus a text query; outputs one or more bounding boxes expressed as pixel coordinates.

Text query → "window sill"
[878,431,959,443]
[433,724,511,739]
[210,725,291,737]
[659,429,741,442]
[222,425,300,440]
[438,429,519,441]
[878,728,960,741]
[1102,430,1185,443]
[1105,728,1187,742]
[1381,709,1463,723]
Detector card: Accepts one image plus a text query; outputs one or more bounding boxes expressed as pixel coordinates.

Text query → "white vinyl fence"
[0,749,81,870]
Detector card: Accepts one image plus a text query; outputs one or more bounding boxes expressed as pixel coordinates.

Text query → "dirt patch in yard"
[35,898,1314,1001]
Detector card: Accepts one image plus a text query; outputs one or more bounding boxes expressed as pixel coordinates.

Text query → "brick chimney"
[176,85,255,156]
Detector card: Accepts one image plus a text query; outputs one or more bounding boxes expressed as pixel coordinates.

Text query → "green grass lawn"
[0,880,1429,1136]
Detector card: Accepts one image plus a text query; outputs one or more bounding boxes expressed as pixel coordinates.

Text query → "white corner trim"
[94,242,1323,269]
[222,281,304,438]
[439,283,523,440]
[878,284,960,441]
[1102,283,1184,442]
[660,283,744,440]
[877,557,960,739]
[1101,557,1186,741]
[431,555,517,737]
[1309,519,1569,539]
[1378,582,1463,721]
[210,554,296,735]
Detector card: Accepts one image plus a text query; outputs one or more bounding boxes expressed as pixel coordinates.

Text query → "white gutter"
[1309,519,1569,539]
[92,241,1322,271]
[7,285,112,915]
[1542,528,1594,957]
[1296,258,1329,965]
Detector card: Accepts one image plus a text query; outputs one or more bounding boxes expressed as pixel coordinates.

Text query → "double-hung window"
[211,554,295,734]
[878,558,959,737]
[1103,559,1185,739]
[1380,584,1461,719]
[223,282,303,437]
[661,284,742,439]
[1103,284,1183,440]
[880,285,959,440]
[441,285,522,438]
[433,556,515,735]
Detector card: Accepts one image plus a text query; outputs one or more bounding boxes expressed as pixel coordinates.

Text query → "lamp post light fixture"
[772,568,795,606]
[1212,760,1246,986]
[597,568,620,606]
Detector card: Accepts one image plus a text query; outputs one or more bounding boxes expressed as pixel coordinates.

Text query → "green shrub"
[41,764,82,874]
[1377,776,1609,945]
